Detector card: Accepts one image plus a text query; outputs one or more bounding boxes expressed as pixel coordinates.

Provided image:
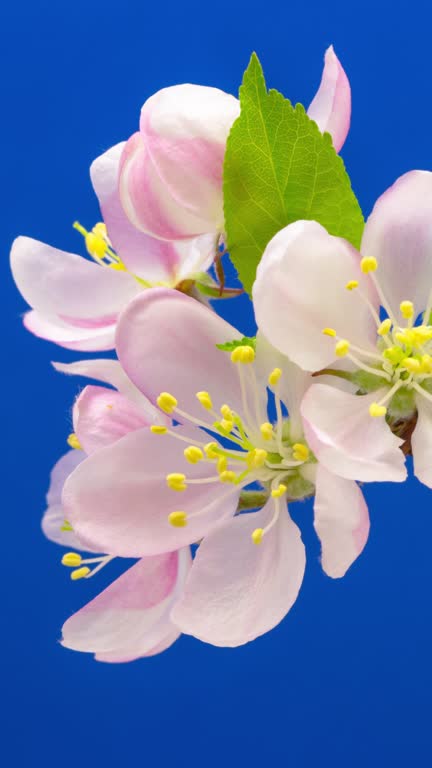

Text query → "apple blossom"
[10,142,216,351]
[42,359,190,662]
[61,289,405,647]
[253,170,432,488]
[118,46,351,241]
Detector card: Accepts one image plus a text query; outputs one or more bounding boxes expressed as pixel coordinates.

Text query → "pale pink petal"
[73,385,152,454]
[361,171,432,318]
[301,383,407,482]
[253,221,378,371]
[10,236,140,320]
[171,498,305,647]
[119,133,217,240]
[307,45,351,153]
[95,626,181,662]
[140,84,239,223]
[314,465,370,578]
[23,311,116,351]
[91,142,179,283]
[42,450,98,552]
[62,548,191,659]
[116,288,244,421]
[52,359,163,421]
[62,425,240,557]
[411,393,432,488]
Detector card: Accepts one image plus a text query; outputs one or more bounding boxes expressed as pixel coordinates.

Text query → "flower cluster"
[11,46,431,662]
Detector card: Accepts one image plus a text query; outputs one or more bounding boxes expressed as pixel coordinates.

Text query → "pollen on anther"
[260,422,273,440]
[219,470,237,484]
[61,552,82,567]
[400,300,414,320]
[70,567,91,581]
[369,403,387,418]
[268,368,282,386]
[150,425,168,435]
[322,327,337,337]
[335,339,350,357]
[345,280,359,291]
[231,345,255,364]
[251,528,264,545]
[196,391,213,410]
[271,483,287,498]
[360,256,378,273]
[67,432,82,450]
[157,392,178,414]
[292,443,309,462]
[166,473,187,491]
[184,446,204,464]
[168,511,188,528]
[378,318,392,336]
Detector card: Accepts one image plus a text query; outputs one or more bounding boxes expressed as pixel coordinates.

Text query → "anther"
[383,346,404,365]
[260,422,274,440]
[61,552,82,567]
[166,473,187,491]
[292,443,309,462]
[150,425,168,435]
[196,391,213,410]
[345,280,359,291]
[360,256,378,273]
[400,300,414,320]
[168,511,188,528]
[219,470,237,483]
[369,403,387,417]
[421,354,432,373]
[335,339,350,357]
[268,368,282,386]
[85,232,107,259]
[220,404,233,420]
[184,446,204,464]
[378,318,392,336]
[271,483,287,498]
[247,448,268,469]
[251,528,264,545]
[231,345,255,364]
[157,392,178,414]
[322,328,337,337]
[70,567,91,581]
[403,357,421,373]
[67,433,82,450]
[204,442,219,459]
[92,222,108,238]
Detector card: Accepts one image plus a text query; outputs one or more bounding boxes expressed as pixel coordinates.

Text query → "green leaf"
[216,336,256,352]
[223,53,365,295]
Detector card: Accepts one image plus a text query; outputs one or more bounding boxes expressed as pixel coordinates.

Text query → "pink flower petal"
[62,548,191,660]
[62,425,240,557]
[23,310,117,351]
[301,383,407,482]
[95,626,181,663]
[411,393,432,488]
[307,45,351,153]
[119,133,217,240]
[116,288,244,422]
[171,499,305,647]
[42,450,93,550]
[314,465,370,578]
[73,385,152,454]
[361,171,432,319]
[140,84,239,225]
[253,221,378,371]
[10,236,140,320]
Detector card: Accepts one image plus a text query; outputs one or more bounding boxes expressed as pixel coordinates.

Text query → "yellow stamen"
[150,425,168,435]
[204,442,219,459]
[168,511,188,528]
[271,483,287,499]
[61,552,82,567]
[378,318,392,336]
[109,262,127,271]
[166,473,187,491]
[231,345,255,364]
[157,392,178,414]
[251,528,264,545]
[70,567,90,581]
[67,433,82,450]
[92,222,107,238]
[220,404,233,420]
[85,232,107,259]
[220,418,234,432]
[421,354,432,373]
[247,448,268,469]
[292,443,309,462]
[260,422,274,440]
[383,346,404,365]
[345,280,359,291]
[395,330,415,346]
[400,300,414,319]
[268,368,282,386]
[217,456,228,474]
[360,256,378,273]
[322,328,337,337]
[369,403,387,417]
[196,391,213,410]
[184,446,204,464]
[403,357,421,373]
[219,470,237,483]
[335,339,350,357]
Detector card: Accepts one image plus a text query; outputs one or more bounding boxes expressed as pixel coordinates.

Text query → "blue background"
[3,0,432,765]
